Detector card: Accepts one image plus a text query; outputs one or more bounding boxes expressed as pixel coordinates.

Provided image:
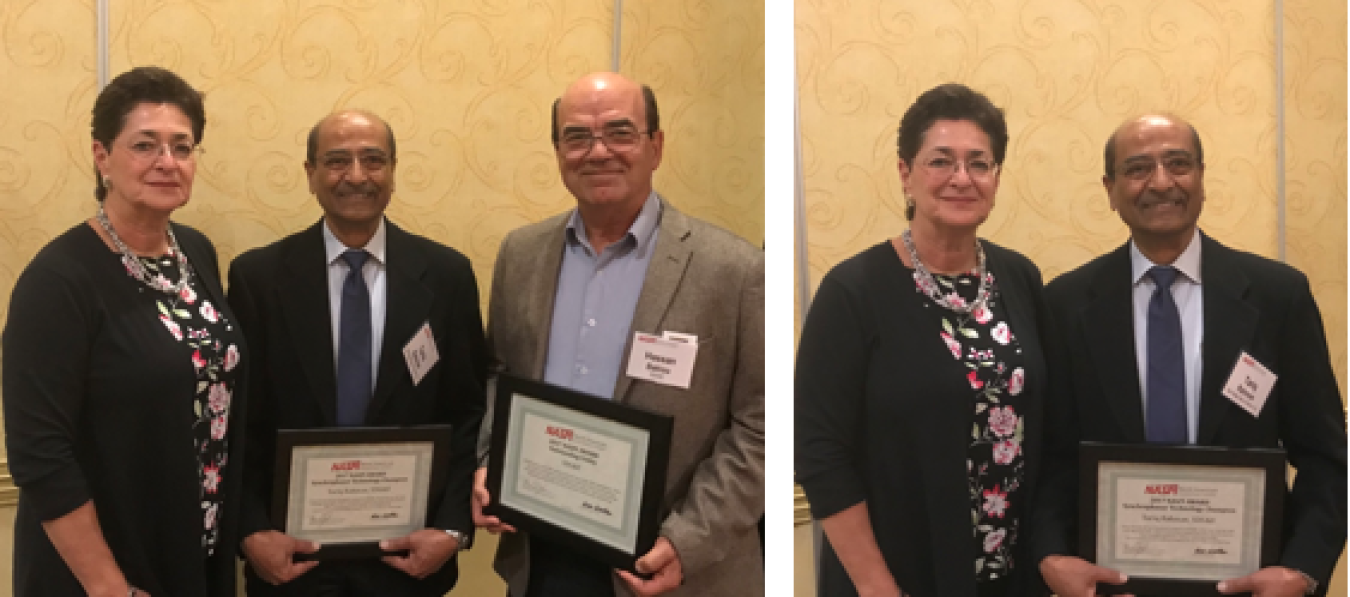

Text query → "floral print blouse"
[915,268,1027,584]
[135,252,237,555]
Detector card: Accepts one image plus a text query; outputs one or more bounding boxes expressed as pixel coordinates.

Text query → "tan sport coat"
[478,199,765,596]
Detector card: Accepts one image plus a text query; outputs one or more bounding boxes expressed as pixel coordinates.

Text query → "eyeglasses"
[128,140,198,162]
[1117,154,1198,182]
[919,155,999,180]
[559,127,650,157]
[320,151,392,173]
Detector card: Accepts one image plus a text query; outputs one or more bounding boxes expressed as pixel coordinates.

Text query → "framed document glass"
[486,374,673,573]
[272,425,453,560]
[1079,442,1285,596]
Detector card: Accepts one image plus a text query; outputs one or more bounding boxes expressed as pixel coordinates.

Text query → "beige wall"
[794,0,1346,595]
[621,1,766,244]
[0,0,763,594]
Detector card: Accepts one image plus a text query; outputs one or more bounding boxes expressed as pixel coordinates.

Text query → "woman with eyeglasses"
[796,83,1050,597]
[2,66,244,597]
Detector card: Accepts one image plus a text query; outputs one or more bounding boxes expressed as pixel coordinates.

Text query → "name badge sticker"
[661,331,698,344]
[1221,351,1277,417]
[403,322,440,386]
[626,332,698,389]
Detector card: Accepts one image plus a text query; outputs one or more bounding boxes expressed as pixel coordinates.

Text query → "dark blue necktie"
[336,249,372,426]
[1146,265,1187,443]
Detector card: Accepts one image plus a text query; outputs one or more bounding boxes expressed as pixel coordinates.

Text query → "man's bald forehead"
[1103,113,1203,177]
[317,111,390,141]
[306,109,397,163]
[1115,114,1194,141]
[557,73,647,126]
[550,73,661,144]
[561,72,643,105]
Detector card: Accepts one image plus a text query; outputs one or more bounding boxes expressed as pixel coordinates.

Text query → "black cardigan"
[796,239,1049,597]
[2,222,245,597]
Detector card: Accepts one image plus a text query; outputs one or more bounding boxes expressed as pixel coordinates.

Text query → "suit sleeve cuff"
[660,514,714,575]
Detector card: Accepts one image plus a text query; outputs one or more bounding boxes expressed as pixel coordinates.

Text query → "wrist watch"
[1294,569,1317,595]
[444,528,469,550]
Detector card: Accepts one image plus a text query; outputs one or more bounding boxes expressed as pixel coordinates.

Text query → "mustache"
[336,183,379,194]
[1139,189,1187,206]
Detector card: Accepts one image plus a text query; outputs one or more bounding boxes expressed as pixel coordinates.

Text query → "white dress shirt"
[1130,228,1204,444]
[323,218,388,390]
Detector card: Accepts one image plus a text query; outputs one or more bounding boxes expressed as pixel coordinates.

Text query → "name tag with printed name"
[1221,351,1276,417]
[403,322,440,386]
[625,331,698,389]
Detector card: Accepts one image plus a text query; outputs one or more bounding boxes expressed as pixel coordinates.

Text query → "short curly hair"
[896,84,1007,219]
[91,66,205,202]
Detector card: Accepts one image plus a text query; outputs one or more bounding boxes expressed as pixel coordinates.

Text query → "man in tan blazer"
[471,72,764,597]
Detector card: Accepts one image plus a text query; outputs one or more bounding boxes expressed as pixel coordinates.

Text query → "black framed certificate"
[272,425,453,560]
[1079,442,1285,596]
[485,374,674,573]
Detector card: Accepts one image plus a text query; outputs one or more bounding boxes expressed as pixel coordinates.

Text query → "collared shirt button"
[579,366,589,375]
[587,318,596,327]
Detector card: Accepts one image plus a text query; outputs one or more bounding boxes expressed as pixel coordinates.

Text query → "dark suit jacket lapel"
[612,203,693,403]
[281,222,338,424]
[1197,233,1256,444]
[1083,243,1148,442]
[368,221,434,423]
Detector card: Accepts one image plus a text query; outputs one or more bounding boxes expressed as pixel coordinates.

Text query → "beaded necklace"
[901,228,989,315]
[95,205,193,296]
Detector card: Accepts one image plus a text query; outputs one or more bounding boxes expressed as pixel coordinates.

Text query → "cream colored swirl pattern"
[795,0,1345,592]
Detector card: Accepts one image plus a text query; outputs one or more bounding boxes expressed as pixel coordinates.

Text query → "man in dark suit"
[1033,114,1346,596]
[228,110,488,596]
[471,72,764,597]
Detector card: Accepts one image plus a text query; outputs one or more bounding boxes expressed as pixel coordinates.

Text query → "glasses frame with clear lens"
[560,127,651,157]
[919,155,999,180]
[320,152,392,173]
[127,140,199,162]
[1119,155,1197,182]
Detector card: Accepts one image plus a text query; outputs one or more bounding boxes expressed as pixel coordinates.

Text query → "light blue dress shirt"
[323,218,388,390]
[543,192,662,399]
[1130,228,1204,444]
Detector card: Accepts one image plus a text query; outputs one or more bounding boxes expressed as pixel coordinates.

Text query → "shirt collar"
[1130,227,1202,285]
[323,217,388,266]
[564,191,663,255]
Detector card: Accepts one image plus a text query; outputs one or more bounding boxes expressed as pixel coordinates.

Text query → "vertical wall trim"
[612,0,623,71]
[1275,0,1287,263]
[97,0,109,88]
[793,59,811,330]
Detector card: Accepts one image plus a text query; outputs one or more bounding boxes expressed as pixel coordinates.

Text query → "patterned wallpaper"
[0,1,763,594]
[796,0,1344,384]
[105,0,597,291]
[1,0,765,327]
[621,0,766,244]
[801,0,1266,280]
[794,0,1346,593]
[1283,0,1347,391]
[0,0,99,327]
